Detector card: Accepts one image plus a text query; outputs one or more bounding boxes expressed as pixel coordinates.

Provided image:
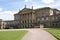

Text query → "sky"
[0,0,60,20]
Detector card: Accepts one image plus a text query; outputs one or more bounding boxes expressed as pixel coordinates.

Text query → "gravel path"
[22,29,57,40]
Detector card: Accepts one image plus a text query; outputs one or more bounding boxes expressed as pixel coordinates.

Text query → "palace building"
[0,6,60,29]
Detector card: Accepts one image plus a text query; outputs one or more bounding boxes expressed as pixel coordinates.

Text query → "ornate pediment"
[18,8,33,14]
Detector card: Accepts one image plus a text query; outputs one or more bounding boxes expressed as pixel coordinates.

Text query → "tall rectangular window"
[42,18,44,20]
[46,17,48,20]
[56,17,58,19]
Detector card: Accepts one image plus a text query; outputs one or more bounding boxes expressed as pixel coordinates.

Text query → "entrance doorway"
[40,24,44,28]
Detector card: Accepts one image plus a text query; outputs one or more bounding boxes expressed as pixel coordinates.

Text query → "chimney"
[32,6,33,10]
[25,5,26,8]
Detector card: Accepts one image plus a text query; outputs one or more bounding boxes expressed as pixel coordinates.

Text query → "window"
[42,18,44,20]
[37,18,40,21]
[56,17,58,19]
[21,21,22,23]
[29,20,32,23]
[56,11,60,14]
[46,17,48,20]
[17,21,19,24]
[29,20,30,23]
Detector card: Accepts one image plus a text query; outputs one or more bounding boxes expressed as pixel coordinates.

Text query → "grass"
[0,30,27,40]
[46,28,60,40]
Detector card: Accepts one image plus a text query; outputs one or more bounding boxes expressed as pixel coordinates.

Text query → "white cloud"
[41,0,54,4]
[0,10,18,20]
[4,10,18,15]
[0,8,3,11]
[24,0,32,2]
[30,2,46,9]
[30,0,60,9]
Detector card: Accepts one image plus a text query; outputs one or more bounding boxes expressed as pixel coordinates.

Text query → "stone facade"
[0,7,60,29]
[14,7,60,28]
[4,20,19,29]
[14,8,35,28]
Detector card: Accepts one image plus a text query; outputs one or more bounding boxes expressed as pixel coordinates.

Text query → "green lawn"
[46,28,60,40]
[0,30,27,40]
